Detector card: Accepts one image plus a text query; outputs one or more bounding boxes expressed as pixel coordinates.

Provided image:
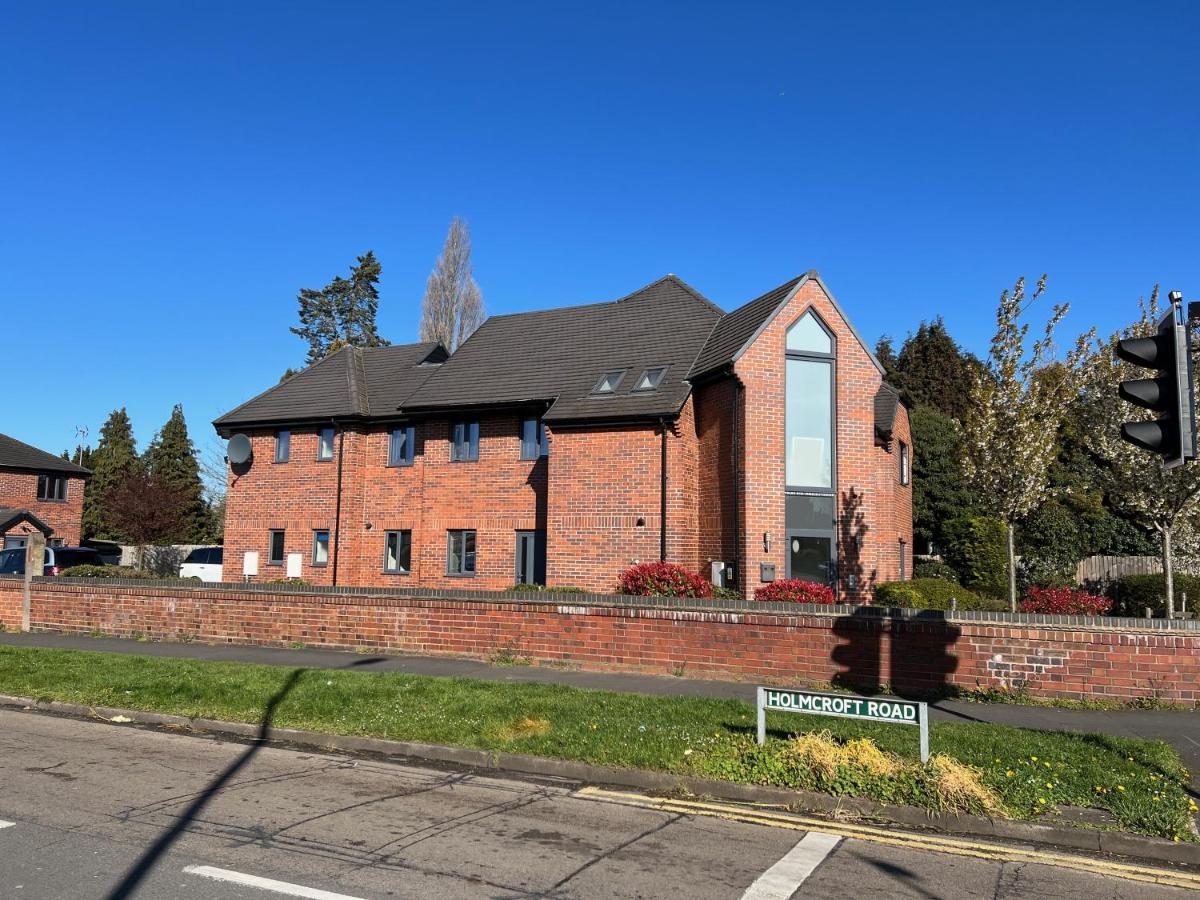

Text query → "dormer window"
[592,370,626,395]
[632,366,668,392]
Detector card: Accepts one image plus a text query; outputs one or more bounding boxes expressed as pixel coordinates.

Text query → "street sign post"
[756,687,929,763]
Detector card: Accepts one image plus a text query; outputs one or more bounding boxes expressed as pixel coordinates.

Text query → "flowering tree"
[1078,288,1200,618]
[962,276,1091,610]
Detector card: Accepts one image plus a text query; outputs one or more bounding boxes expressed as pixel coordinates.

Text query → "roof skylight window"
[592,370,626,395]
[632,366,668,392]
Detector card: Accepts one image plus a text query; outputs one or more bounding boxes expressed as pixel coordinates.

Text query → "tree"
[291,251,389,365]
[1078,287,1200,617]
[145,405,210,542]
[82,409,139,540]
[909,404,978,553]
[419,217,485,351]
[889,318,981,422]
[105,468,189,565]
[961,276,1090,610]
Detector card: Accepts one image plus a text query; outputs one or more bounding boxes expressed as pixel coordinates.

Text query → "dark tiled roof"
[403,275,724,422]
[0,434,90,476]
[874,383,901,439]
[213,342,446,431]
[688,276,805,379]
[0,507,53,536]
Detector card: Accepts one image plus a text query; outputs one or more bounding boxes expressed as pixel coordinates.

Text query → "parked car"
[0,546,105,576]
[179,546,223,582]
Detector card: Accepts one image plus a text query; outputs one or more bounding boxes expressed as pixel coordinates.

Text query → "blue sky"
[3,2,1197,461]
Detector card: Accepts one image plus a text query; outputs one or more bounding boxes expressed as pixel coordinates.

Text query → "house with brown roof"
[214,273,911,599]
[0,433,91,549]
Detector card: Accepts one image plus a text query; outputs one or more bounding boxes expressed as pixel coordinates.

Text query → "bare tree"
[419,217,485,351]
[962,276,1091,610]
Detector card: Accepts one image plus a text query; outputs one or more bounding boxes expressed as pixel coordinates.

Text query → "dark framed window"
[785,310,836,490]
[447,529,476,576]
[632,366,668,392]
[384,530,412,574]
[268,530,286,565]
[317,427,335,461]
[899,441,911,486]
[520,418,548,460]
[274,430,291,463]
[591,370,626,395]
[37,474,67,501]
[389,426,416,467]
[312,529,330,567]
[450,422,479,462]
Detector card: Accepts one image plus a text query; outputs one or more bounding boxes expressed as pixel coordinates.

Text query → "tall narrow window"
[274,430,291,463]
[312,530,330,567]
[389,426,415,467]
[785,311,835,490]
[268,530,286,565]
[451,422,479,462]
[317,427,335,461]
[899,441,911,486]
[520,418,548,459]
[447,529,477,575]
[384,530,412,573]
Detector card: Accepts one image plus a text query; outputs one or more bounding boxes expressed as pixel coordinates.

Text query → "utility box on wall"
[760,563,776,582]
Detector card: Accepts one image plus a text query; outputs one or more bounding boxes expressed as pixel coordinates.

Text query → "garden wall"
[2,577,1199,704]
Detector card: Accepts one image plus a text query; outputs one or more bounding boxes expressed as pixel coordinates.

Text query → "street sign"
[756,687,929,762]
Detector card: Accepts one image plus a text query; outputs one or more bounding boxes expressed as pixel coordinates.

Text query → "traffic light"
[1115,291,1197,469]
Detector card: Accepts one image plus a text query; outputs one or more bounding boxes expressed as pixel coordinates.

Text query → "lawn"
[0,644,1193,842]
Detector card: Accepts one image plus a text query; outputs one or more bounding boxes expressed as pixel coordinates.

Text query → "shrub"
[507,583,544,592]
[506,584,589,594]
[942,516,1008,598]
[59,565,161,579]
[1019,586,1111,616]
[1109,574,1200,618]
[753,579,835,604]
[712,586,742,601]
[912,560,959,583]
[618,562,712,598]
[875,578,1008,612]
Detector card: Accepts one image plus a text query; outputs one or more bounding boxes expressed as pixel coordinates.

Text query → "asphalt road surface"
[0,709,1194,899]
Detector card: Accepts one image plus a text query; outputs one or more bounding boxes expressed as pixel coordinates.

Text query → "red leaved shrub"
[618,562,713,598]
[754,579,836,604]
[1019,586,1112,616]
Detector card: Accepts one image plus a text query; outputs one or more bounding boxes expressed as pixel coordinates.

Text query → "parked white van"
[179,546,224,582]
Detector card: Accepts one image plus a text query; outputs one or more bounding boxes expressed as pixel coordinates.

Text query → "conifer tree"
[82,408,139,540]
[292,251,389,365]
[145,405,209,542]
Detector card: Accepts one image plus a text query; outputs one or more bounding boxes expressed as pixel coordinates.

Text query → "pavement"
[0,708,1196,899]
[1,630,1196,782]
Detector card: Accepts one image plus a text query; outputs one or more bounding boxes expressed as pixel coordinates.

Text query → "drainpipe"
[659,418,668,562]
[331,421,345,587]
[732,375,744,592]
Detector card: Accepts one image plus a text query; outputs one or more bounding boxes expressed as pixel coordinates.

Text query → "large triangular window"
[786,310,834,355]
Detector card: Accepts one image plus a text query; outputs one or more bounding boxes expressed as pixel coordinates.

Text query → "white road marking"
[740,831,841,899]
[182,865,368,899]
[0,820,14,830]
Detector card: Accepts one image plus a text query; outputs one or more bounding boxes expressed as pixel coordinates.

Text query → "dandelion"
[1043,762,1051,768]
[1037,797,1046,804]
[1031,756,1038,761]
[1045,783,1053,789]
[1117,785,1126,791]
[1006,771,1014,778]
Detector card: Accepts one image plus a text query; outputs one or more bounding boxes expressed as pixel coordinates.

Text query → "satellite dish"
[227,434,253,465]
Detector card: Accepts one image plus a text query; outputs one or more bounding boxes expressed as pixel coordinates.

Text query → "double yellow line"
[576,786,1200,891]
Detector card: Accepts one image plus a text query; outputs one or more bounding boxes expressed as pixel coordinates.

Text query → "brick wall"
[0,471,87,546]
[13,579,1200,704]
[0,577,20,630]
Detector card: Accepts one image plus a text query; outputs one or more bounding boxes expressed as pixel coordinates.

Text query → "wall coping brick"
[24,576,1200,634]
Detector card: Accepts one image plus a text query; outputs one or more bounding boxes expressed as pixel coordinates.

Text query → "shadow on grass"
[105,656,385,900]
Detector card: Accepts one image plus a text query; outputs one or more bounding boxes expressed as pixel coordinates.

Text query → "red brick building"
[0,433,90,549]
[215,273,911,600]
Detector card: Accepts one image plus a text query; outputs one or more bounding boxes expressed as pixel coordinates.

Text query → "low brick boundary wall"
[2,576,1198,703]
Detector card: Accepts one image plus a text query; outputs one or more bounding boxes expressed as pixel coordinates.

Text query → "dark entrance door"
[515,531,546,585]
[787,531,835,585]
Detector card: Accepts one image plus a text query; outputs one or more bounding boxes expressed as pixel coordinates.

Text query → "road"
[0,709,1194,899]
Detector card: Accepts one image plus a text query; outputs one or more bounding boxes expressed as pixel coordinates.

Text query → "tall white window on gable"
[785,311,835,489]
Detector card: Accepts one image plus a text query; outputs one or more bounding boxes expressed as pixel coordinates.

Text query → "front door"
[787,531,835,585]
[515,531,546,585]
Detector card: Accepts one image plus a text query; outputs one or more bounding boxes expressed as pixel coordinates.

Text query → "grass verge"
[0,645,1193,841]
